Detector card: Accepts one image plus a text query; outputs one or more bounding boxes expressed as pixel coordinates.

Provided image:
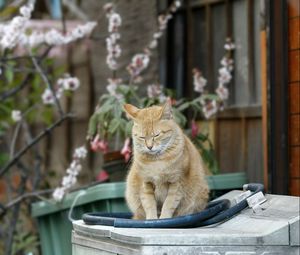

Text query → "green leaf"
[125,121,133,136]
[172,108,187,127]
[99,94,112,103]
[108,118,121,134]
[0,153,9,167]
[117,85,131,94]
[5,68,14,84]
[201,94,219,101]
[190,101,202,112]
[196,133,209,142]
[99,99,114,114]
[0,104,12,115]
[42,107,54,125]
[177,102,190,112]
[87,113,100,137]
[114,102,123,118]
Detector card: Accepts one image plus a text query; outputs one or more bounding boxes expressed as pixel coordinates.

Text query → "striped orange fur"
[124,101,209,219]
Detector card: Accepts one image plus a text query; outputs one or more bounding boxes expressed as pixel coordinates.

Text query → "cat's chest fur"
[138,159,182,183]
[137,160,183,206]
[153,182,169,208]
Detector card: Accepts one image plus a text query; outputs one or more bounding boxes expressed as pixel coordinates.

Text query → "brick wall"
[288,0,300,196]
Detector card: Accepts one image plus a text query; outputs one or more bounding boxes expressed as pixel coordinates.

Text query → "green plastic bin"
[32,172,247,255]
[31,182,128,255]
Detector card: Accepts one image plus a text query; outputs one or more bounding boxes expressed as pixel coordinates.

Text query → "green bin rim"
[206,172,248,190]
[31,172,247,218]
[31,182,126,218]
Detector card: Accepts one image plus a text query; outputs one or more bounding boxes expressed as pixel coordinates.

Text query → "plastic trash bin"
[31,182,128,255]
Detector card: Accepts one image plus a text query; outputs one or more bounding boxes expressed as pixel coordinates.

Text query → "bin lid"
[73,191,300,246]
[31,182,126,217]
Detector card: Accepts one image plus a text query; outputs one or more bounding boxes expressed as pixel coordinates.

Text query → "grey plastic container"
[72,191,300,255]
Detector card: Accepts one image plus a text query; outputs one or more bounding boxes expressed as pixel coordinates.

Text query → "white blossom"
[147,84,163,98]
[193,69,207,93]
[104,5,122,71]
[216,85,229,101]
[125,0,179,79]
[175,1,181,7]
[153,32,163,39]
[11,110,22,122]
[106,78,123,100]
[107,33,120,45]
[52,187,66,202]
[108,13,122,33]
[62,175,77,188]
[149,39,158,49]
[59,77,80,91]
[0,3,96,50]
[66,164,82,176]
[0,6,30,50]
[103,3,114,13]
[158,14,172,30]
[202,100,218,119]
[127,54,150,79]
[220,57,234,70]
[26,32,45,48]
[170,0,181,12]
[224,41,235,50]
[41,89,55,105]
[159,94,167,103]
[106,55,118,70]
[218,67,232,85]
[74,146,87,159]
[19,4,34,19]
[52,146,87,202]
[106,38,121,58]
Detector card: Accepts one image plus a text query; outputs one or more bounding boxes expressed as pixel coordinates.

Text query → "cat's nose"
[145,139,153,150]
[146,145,153,150]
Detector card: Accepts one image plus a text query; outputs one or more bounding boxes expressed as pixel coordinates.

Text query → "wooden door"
[161,0,264,183]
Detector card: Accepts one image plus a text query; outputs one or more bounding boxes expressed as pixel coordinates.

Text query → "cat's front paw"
[159,212,173,219]
[146,213,158,220]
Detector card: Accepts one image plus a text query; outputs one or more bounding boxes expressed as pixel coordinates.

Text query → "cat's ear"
[160,99,173,120]
[123,104,140,120]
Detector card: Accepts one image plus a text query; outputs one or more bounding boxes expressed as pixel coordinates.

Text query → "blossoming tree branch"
[0,1,96,253]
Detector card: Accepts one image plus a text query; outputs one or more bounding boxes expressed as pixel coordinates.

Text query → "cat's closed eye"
[153,132,160,137]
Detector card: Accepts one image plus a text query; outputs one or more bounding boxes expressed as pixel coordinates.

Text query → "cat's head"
[123,101,179,155]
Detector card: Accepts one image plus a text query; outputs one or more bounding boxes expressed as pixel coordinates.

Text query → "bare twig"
[4,189,54,210]
[4,168,27,255]
[0,47,52,102]
[0,113,73,177]
[9,104,39,158]
[30,54,64,116]
[9,122,22,159]
[0,63,38,73]
[0,75,32,102]
[0,55,42,62]
[21,119,44,190]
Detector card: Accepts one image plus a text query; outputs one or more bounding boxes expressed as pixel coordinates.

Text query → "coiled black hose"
[82,183,264,228]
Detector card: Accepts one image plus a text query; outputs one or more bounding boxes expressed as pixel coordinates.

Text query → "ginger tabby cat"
[124,101,209,220]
